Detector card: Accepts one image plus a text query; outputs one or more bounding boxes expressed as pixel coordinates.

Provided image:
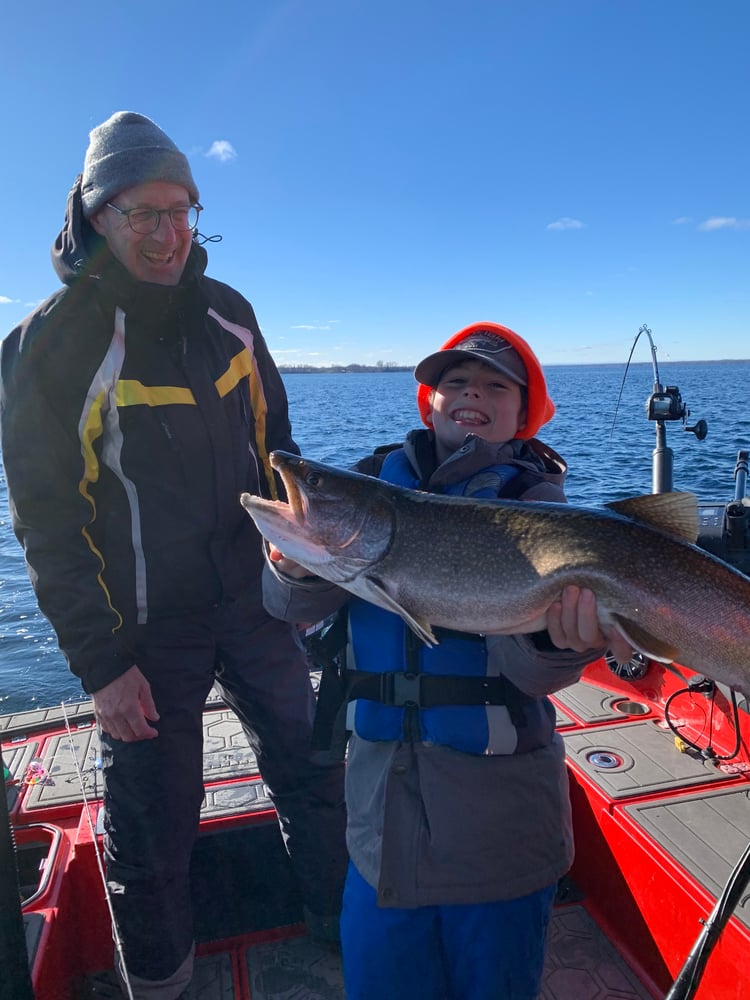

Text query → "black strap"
[306,613,350,755]
[342,670,516,709]
[313,661,527,759]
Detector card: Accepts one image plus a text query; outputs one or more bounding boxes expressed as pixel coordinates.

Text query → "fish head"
[240,451,394,583]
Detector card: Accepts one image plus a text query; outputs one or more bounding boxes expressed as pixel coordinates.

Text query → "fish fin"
[606,492,698,544]
[610,614,679,664]
[361,578,438,647]
[403,615,439,648]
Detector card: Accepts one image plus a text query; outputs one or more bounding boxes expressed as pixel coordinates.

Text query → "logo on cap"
[457,333,514,355]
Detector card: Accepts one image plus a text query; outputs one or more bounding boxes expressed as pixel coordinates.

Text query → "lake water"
[2,360,749,713]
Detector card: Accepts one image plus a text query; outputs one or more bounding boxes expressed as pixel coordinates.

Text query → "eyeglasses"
[105,202,203,235]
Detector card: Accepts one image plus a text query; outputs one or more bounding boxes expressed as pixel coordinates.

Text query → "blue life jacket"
[347,447,538,755]
[378,447,521,498]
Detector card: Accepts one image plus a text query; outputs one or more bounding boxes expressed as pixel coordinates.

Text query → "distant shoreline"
[278,364,412,374]
[278,359,750,374]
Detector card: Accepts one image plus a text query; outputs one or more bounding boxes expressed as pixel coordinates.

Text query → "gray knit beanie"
[81,111,200,218]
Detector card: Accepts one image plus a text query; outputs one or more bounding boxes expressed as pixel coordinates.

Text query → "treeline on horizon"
[278,358,749,375]
[278,362,411,374]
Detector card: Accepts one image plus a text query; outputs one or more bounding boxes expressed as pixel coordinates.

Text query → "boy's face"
[426,359,527,461]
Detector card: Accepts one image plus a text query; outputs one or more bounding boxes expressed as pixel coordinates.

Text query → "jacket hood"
[51,173,209,290]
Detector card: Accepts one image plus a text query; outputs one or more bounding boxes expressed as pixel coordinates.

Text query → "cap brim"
[414,349,527,388]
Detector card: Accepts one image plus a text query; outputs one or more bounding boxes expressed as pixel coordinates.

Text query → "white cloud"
[206,140,237,163]
[697,216,750,231]
[0,296,19,305]
[546,217,585,231]
[671,216,692,225]
[290,320,340,331]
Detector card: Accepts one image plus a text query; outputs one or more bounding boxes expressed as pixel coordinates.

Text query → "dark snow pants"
[99,589,347,984]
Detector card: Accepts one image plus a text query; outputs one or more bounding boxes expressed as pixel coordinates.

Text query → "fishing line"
[610,323,659,440]
[60,702,135,1000]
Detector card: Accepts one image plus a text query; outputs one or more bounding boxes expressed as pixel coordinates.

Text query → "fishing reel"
[646,384,707,441]
[646,385,685,422]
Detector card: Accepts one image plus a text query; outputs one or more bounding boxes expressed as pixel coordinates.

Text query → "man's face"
[90,181,194,286]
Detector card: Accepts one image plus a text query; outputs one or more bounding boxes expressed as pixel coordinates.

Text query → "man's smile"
[142,248,177,265]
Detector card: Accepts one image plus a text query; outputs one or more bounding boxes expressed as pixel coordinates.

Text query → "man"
[0,112,346,999]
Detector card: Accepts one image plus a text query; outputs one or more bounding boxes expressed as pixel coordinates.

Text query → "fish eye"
[305,471,322,487]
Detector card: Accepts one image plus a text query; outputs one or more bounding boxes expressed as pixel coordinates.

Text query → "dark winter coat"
[1,176,296,694]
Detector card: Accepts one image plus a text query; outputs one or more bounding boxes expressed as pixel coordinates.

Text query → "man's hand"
[91,665,160,742]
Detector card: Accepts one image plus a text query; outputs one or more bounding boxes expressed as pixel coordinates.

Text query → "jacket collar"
[401,428,567,491]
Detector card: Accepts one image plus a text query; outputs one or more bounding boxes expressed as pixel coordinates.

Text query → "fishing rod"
[60,704,136,1000]
[612,324,707,492]
[637,324,707,493]
[665,838,750,1000]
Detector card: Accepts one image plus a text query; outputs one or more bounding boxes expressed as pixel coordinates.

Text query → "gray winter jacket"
[262,430,601,906]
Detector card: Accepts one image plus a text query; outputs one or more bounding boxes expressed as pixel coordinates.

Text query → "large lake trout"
[240,451,750,694]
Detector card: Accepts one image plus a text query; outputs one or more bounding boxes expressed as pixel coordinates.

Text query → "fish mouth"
[268,451,376,552]
[239,453,307,529]
[270,452,308,524]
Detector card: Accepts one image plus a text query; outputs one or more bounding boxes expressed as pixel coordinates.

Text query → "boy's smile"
[426,359,527,461]
[450,406,491,427]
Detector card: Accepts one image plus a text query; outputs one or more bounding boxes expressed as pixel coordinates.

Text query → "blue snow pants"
[341,861,555,1000]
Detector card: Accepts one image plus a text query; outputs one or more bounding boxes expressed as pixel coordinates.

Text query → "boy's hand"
[544,586,634,662]
[488,585,635,662]
[267,544,315,579]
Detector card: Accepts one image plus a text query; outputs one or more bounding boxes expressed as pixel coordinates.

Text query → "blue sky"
[2,1,748,367]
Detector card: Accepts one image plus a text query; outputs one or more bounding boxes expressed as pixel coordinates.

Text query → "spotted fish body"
[240,451,750,695]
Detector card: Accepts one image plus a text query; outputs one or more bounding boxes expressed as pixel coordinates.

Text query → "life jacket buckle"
[382,671,422,708]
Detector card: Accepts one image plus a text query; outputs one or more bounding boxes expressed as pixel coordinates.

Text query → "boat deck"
[5,665,750,999]
[77,901,654,999]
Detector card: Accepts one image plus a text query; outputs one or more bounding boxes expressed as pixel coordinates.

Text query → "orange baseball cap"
[415,321,556,440]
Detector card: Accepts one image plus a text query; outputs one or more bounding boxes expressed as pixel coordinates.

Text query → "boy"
[263,322,631,1000]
